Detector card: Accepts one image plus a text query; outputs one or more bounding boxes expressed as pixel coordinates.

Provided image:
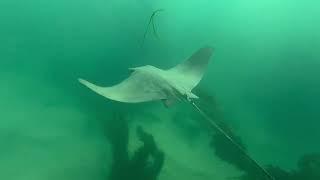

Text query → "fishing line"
[190,100,275,180]
[141,9,164,47]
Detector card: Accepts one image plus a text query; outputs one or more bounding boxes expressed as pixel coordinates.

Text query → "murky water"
[0,1,319,180]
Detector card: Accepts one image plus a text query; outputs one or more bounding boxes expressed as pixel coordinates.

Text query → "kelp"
[241,153,320,180]
[194,89,320,180]
[107,112,164,180]
[194,88,272,179]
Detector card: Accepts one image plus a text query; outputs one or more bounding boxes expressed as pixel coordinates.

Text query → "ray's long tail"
[190,101,275,180]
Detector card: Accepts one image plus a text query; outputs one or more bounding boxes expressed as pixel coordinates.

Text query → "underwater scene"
[0,0,319,180]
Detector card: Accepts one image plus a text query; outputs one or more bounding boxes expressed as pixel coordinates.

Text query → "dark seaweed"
[107,112,165,180]
[194,88,320,180]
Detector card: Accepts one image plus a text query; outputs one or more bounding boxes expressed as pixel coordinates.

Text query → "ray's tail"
[190,101,275,180]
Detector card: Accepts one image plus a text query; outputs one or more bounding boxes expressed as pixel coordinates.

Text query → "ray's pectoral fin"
[78,68,167,103]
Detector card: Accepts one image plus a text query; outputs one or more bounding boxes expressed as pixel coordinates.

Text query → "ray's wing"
[78,69,167,103]
[167,46,214,90]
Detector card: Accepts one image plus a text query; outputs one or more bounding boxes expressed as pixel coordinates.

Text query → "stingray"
[78,46,274,180]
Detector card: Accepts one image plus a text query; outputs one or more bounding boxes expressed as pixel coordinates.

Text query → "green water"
[0,0,319,180]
